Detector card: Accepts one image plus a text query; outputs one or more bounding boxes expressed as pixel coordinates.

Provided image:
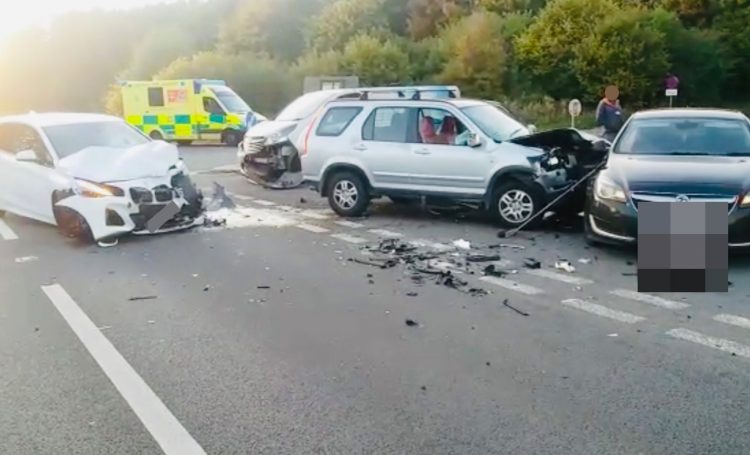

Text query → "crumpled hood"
[58,141,180,183]
[245,119,298,139]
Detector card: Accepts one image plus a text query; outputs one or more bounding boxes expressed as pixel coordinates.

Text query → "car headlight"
[741,193,750,208]
[74,179,124,198]
[265,132,289,146]
[594,175,627,203]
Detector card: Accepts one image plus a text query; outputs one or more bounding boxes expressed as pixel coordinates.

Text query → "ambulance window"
[203,97,225,115]
[148,87,165,107]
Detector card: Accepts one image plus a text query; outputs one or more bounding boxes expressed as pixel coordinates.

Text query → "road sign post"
[568,99,582,128]
[666,89,678,108]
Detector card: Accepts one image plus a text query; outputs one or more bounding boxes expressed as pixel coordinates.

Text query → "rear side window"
[148,87,165,107]
[362,107,411,142]
[316,107,362,137]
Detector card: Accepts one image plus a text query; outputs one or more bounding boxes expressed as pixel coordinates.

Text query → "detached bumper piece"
[240,138,303,189]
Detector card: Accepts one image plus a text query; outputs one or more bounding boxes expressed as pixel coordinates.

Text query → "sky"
[0,0,176,41]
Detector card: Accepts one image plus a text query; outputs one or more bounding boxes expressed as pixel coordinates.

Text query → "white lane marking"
[0,219,19,240]
[231,194,254,201]
[299,210,329,220]
[367,229,403,238]
[335,220,364,229]
[479,276,543,295]
[561,299,645,324]
[15,256,39,263]
[41,284,206,455]
[713,314,750,330]
[526,269,593,285]
[210,164,238,173]
[251,199,276,206]
[666,328,750,359]
[296,223,330,234]
[609,289,690,310]
[331,233,367,244]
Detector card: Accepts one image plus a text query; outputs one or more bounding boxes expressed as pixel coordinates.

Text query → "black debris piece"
[497,229,508,238]
[466,254,501,263]
[299,197,307,204]
[486,361,491,366]
[410,274,425,285]
[503,299,530,317]
[34,327,39,332]
[367,273,373,278]
[626,260,634,266]
[687,315,692,320]
[210,182,236,209]
[368,279,375,285]
[471,326,476,330]
[524,258,541,269]
[468,288,489,297]
[622,272,637,276]
[728,281,733,287]
[349,257,399,269]
[203,285,211,292]
[436,271,468,289]
[257,286,271,289]
[203,217,227,228]
[483,264,507,277]
[420,385,427,391]
[405,319,419,327]
[128,296,157,301]
[732,352,737,357]
[406,292,419,297]
[554,233,560,239]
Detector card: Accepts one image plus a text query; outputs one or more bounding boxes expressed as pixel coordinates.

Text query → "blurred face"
[605,85,619,102]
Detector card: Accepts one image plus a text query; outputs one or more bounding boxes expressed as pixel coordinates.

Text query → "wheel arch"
[320,164,372,197]
[483,166,540,208]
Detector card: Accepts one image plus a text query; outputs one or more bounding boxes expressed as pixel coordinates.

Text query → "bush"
[713,0,750,96]
[311,0,390,51]
[154,52,296,117]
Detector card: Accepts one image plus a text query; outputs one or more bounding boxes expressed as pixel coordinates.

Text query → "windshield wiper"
[666,151,710,156]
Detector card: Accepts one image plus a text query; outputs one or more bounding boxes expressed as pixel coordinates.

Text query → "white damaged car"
[0,113,204,246]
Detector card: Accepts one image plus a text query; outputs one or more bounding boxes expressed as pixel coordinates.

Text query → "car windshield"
[43,121,150,158]
[614,117,750,156]
[276,91,337,121]
[211,87,251,113]
[461,104,529,142]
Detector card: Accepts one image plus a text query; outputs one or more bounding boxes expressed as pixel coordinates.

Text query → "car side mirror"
[16,149,38,163]
[468,133,482,148]
[527,124,538,134]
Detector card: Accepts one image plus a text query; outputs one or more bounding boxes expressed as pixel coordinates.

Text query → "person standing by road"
[596,85,625,142]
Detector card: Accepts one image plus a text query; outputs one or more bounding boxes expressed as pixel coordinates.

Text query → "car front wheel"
[491,180,543,229]
[327,171,370,217]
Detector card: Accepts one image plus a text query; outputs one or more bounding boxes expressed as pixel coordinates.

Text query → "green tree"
[406,0,471,40]
[477,0,548,14]
[713,0,750,95]
[340,34,412,86]
[155,52,295,116]
[311,0,390,51]
[436,11,512,99]
[573,7,670,105]
[515,0,618,99]
[657,0,720,27]
[120,26,200,79]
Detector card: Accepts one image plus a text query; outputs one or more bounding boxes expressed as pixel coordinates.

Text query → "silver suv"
[298,95,609,228]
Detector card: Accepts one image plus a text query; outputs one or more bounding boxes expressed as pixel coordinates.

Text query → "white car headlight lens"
[265,132,288,146]
[74,179,123,198]
[741,193,750,208]
[594,175,627,203]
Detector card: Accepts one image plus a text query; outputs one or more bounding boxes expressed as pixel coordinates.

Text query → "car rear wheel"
[149,130,164,140]
[222,130,242,147]
[176,140,193,146]
[491,179,543,229]
[328,171,370,217]
[389,196,413,205]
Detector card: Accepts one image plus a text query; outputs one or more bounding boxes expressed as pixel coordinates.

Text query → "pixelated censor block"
[637,201,728,292]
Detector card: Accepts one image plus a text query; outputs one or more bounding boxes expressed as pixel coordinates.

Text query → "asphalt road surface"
[2,145,750,455]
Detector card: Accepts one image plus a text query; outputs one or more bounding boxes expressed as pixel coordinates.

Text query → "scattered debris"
[349,257,398,269]
[486,361,491,366]
[497,229,508,238]
[497,243,525,250]
[608,333,618,337]
[299,197,307,204]
[452,239,471,250]
[257,285,271,289]
[524,258,541,269]
[368,279,375,285]
[622,272,637,276]
[420,385,427,391]
[203,285,211,292]
[14,256,39,263]
[554,261,576,273]
[34,327,39,332]
[578,258,592,264]
[502,299,529,317]
[406,292,419,297]
[626,260,634,266]
[405,319,419,327]
[207,182,236,210]
[128,296,157,301]
[466,253,501,263]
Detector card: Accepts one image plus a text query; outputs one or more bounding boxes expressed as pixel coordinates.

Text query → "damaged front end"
[239,128,303,189]
[512,128,610,211]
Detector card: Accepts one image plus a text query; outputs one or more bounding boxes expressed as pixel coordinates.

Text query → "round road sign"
[568,99,582,117]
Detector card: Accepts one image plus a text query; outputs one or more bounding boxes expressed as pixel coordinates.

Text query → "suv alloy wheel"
[491,179,543,229]
[327,171,370,217]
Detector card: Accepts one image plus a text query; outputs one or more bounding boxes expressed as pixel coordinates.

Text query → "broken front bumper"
[238,138,303,189]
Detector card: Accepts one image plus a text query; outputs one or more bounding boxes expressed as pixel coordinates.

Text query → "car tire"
[53,206,93,242]
[223,130,242,147]
[491,179,544,229]
[327,171,370,217]
[177,140,193,146]
[389,196,413,205]
[149,130,164,140]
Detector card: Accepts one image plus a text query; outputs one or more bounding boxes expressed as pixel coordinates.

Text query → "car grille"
[244,137,265,155]
[129,186,175,204]
[630,192,737,213]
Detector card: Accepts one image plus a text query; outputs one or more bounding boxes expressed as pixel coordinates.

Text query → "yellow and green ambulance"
[120,79,263,146]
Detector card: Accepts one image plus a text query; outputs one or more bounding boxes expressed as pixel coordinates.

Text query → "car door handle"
[413,148,431,155]
[353,144,367,151]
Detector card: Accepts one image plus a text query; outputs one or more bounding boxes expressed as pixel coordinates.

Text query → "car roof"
[0,112,123,127]
[631,108,748,120]
[325,97,487,108]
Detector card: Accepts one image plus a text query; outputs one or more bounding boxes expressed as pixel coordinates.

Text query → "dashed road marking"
[334,220,365,229]
[666,328,750,359]
[526,269,593,285]
[609,289,690,310]
[251,199,276,206]
[296,223,330,234]
[232,194,254,201]
[42,284,207,455]
[479,276,544,295]
[713,314,750,331]
[368,229,403,238]
[561,299,645,324]
[299,210,329,220]
[0,219,18,240]
[331,233,367,244]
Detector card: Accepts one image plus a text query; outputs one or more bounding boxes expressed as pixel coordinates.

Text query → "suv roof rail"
[357,86,460,101]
